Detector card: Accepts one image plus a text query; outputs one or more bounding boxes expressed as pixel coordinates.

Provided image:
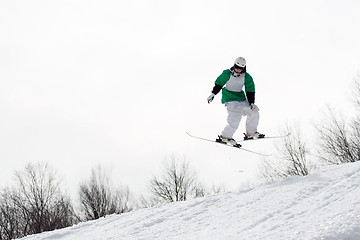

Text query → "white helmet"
[234,57,246,68]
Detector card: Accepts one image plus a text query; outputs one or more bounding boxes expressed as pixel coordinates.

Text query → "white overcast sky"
[1,0,360,196]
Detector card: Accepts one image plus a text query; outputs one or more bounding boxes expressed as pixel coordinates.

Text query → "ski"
[237,133,291,142]
[186,132,271,157]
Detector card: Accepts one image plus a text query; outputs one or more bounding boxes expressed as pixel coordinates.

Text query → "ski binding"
[238,132,291,142]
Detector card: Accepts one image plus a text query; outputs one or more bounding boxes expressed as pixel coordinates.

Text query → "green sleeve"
[244,72,255,92]
[215,70,231,86]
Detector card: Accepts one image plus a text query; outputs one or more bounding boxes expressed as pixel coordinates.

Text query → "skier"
[207,57,264,146]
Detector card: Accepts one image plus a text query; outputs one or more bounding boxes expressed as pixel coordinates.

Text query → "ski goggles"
[234,64,245,70]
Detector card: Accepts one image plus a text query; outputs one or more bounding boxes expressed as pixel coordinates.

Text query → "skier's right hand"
[250,103,259,112]
[207,93,215,104]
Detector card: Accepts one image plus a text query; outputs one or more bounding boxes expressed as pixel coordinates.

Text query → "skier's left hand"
[207,93,215,104]
[250,103,259,112]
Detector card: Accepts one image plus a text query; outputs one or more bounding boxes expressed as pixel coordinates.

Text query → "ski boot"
[243,132,265,141]
[216,135,242,147]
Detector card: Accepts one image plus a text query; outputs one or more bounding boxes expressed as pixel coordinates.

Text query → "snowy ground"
[20,162,360,240]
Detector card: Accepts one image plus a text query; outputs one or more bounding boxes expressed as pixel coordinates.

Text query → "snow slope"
[21,162,360,240]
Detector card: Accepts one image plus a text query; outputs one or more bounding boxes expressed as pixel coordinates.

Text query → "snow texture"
[20,162,360,240]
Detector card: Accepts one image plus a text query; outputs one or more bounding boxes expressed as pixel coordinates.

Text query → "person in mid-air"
[207,56,264,146]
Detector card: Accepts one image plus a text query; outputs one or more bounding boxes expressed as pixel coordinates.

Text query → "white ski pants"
[221,101,259,139]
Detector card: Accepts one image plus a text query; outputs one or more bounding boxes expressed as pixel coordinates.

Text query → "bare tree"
[315,75,360,164]
[141,181,223,208]
[79,166,133,220]
[351,73,360,109]
[315,106,360,164]
[0,162,76,239]
[138,195,160,209]
[0,189,23,240]
[149,155,203,203]
[350,75,360,160]
[351,116,360,160]
[261,124,311,181]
